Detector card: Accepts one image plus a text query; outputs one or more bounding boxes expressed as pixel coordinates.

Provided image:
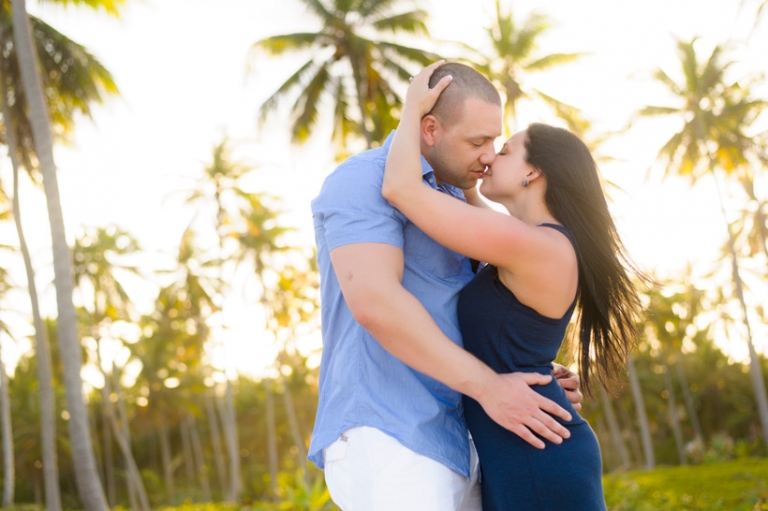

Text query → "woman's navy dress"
[459,224,606,511]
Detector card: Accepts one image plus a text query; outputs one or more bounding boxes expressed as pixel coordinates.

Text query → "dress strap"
[539,223,576,251]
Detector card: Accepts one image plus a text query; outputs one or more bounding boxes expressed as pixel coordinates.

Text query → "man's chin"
[459,178,481,190]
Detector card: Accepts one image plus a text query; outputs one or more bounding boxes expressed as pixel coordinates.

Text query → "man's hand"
[553,363,582,411]
[477,372,572,450]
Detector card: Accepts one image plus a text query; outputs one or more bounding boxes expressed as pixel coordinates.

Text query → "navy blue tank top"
[460,223,576,378]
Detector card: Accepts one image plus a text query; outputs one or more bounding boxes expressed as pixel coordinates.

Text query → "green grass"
[604,458,768,510]
[5,459,767,510]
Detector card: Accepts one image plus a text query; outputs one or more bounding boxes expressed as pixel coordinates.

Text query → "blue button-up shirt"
[308,133,476,477]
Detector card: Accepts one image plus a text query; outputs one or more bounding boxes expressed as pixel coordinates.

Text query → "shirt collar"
[383,130,435,181]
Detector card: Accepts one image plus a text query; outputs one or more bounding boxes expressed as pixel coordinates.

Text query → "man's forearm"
[354,280,495,402]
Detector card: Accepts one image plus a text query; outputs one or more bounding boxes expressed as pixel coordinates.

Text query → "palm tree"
[2,0,119,507]
[0,264,14,506]
[232,191,292,497]
[732,167,768,262]
[272,260,320,485]
[0,3,118,172]
[1,86,56,510]
[639,38,768,452]
[252,0,438,156]
[0,4,117,509]
[469,0,584,135]
[138,226,219,501]
[71,225,150,509]
[9,0,113,508]
[597,386,631,470]
[645,278,708,449]
[626,354,655,469]
[184,139,248,502]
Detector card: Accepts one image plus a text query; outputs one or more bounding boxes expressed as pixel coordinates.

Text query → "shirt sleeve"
[312,155,406,251]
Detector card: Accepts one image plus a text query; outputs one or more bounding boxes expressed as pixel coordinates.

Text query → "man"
[309,62,581,511]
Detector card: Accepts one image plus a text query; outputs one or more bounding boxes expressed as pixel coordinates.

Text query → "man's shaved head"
[427,63,501,127]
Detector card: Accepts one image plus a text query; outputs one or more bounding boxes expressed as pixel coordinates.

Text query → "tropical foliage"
[251,0,440,157]
[467,0,586,134]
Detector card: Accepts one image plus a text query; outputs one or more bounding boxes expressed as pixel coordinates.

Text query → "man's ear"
[421,114,440,147]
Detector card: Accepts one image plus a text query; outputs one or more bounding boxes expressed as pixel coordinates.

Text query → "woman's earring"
[522,179,529,188]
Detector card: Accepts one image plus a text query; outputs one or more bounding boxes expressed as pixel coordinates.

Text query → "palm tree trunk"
[93,343,117,507]
[106,405,150,511]
[627,356,655,469]
[279,373,308,483]
[99,365,148,511]
[88,405,103,488]
[10,1,108,509]
[1,66,62,511]
[187,415,211,501]
[675,358,703,442]
[99,381,117,506]
[594,414,614,470]
[217,381,241,501]
[619,405,643,468]
[711,168,768,451]
[113,367,138,508]
[598,386,630,470]
[158,419,175,503]
[211,201,240,502]
[0,343,14,507]
[180,417,195,498]
[265,379,278,499]
[664,368,687,465]
[205,391,228,496]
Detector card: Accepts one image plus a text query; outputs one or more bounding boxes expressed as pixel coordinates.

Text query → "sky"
[1,0,767,377]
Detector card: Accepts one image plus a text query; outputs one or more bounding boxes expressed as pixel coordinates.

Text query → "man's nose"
[479,149,496,165]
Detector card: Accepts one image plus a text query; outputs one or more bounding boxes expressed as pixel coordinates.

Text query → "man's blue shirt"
[308,133,476,477]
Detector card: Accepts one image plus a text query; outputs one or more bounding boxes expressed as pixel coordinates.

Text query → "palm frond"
[38,0,124,17]
[638,105,681,117]
[526,52,583,71]
[699,44,730,93]
[0,13,117,176]
[376,57,412,85]
[291,63,332,143]
[33,16,119,122]
[357,0,399,19]
[303,0,335,24]
[534,89,590,134]
[677,39,702,97]
[376,41,440,65]
[331,76,355,160]
[258,59,316,120]
[513,12,549,59]
[252,33,323,56]
[372,10,429,36]
[652,68,683,97]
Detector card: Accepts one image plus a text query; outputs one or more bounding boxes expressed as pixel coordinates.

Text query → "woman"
[382,63,642,510]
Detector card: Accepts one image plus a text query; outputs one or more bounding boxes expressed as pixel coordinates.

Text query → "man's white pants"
[323,426,481,511]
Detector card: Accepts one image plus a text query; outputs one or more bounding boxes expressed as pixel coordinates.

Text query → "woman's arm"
[382,64,548,271]
[381,61,451,196]
[463,185,493,209]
